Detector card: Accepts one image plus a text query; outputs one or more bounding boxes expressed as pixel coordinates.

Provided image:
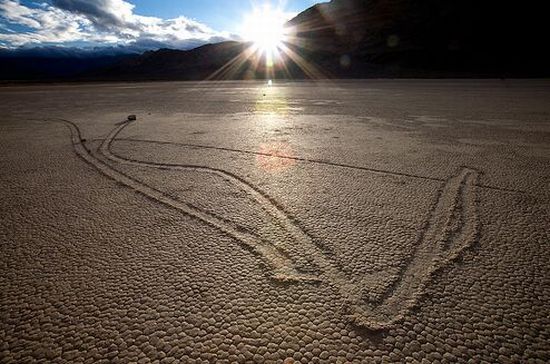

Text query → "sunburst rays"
[203,2,334,81]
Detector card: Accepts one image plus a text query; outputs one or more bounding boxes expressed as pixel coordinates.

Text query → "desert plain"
[1,80,549,363]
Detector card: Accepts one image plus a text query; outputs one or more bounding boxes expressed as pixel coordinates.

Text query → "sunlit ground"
[254,78,296,173]
[237,3,319,172]
[2,74,549,363]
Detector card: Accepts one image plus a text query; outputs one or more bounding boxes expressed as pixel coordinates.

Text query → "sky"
[0,0,317,50]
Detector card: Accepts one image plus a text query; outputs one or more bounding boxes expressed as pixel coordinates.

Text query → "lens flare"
[241,4,290,65]
[207,2,329,81]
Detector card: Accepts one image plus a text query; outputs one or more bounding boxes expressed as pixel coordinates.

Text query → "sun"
[241,5,289,58]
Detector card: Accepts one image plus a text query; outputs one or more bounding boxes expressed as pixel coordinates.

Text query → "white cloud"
[0,0,234,49]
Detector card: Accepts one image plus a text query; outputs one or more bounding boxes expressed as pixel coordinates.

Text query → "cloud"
[50,0,135,30]
[0,1,93,46]
[0,0,42,28]
[0,0,234,49]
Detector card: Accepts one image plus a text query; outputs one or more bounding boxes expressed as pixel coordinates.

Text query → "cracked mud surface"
[1,80,549,362]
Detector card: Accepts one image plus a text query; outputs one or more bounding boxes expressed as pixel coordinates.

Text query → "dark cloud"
[50,0,133,30]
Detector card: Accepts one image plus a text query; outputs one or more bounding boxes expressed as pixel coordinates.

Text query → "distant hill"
[1,0,547,81]
[88,0,549,80]
[0,46,139,82]
[0,39,209,82]
[85,41,253,81]
[284,0,548,77]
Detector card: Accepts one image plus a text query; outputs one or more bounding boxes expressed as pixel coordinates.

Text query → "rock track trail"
[349,168,480,329]
[106,138,519,194]
[57,118,480,330]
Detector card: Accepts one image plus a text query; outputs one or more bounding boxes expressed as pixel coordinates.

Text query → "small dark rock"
[128,115,137,121]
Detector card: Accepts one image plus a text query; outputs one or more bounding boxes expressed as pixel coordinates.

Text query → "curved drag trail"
[57,119,317,283]
[58,118,481,330]
[350,168,480,329]
[99,120,359,302]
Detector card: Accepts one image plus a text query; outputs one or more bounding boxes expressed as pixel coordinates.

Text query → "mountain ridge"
[1,0,548,81]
